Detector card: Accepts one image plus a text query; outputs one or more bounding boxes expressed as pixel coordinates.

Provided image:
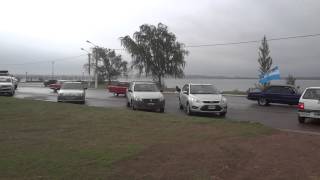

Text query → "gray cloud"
[0,0,319,77]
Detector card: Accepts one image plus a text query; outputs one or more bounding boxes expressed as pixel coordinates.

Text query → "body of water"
[119,78,320,92]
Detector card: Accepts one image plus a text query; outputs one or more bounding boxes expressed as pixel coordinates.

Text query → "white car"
[0,76,15,96]
[57,82,86,104]
[11,77,18,89]
[126,81,165,112]
[297,87,320,123]
[177,83,227,116]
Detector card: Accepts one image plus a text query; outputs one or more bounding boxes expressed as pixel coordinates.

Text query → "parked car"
[48,80,67,92]
[126,81,165,112]
[176,84,227,116]
[11,77,18,89]
[44,79,57,87]
[297,87,320,123]
[0,76,15,96]
[57,82,86,104]
[107,81,129,96]
[247,85,301,106]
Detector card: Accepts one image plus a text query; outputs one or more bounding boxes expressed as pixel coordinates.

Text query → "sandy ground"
[109,131,320,180]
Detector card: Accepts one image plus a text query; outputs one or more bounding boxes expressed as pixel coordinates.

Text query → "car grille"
[0,85,12,90]
[200,105,222,111]
[202,101,220,103]
[142,99,159,103]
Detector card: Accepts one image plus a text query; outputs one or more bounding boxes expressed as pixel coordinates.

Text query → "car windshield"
[134,84,159,92]
[303,89,320,100]
[61,83,83,90]
[0,78,11,82]
[190,85,219,94]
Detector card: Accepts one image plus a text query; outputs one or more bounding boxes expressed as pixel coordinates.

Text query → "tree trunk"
[158,75,162,90]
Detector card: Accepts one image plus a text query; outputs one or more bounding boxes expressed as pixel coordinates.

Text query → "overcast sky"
[0,0,319,77]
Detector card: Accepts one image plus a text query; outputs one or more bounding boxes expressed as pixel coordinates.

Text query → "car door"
[180,84,189,107]
[264,86,282,103]
[279,87,299,104]
[302,88,320,111]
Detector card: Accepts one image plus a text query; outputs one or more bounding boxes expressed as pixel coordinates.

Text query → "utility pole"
[81,48,92,88]
[85,40,99,89]
[88,53,91,88]
[51,61,55,80]
[94,47,98,88]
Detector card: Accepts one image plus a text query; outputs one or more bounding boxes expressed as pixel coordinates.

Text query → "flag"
[259,66,280,84]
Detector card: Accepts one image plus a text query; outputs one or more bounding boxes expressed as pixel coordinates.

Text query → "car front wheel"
[186,103,193,115]
[258,97,269,106]
[131,101,136,110]
[179,99,183,110]
[298,116,305,123]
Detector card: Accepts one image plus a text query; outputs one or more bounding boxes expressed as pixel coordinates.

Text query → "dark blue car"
[247,85,301,106]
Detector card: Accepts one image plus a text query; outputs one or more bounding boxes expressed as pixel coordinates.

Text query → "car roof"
[305,87,320,89]
[188,83,213,86]
[268,85,295,88]
[63,82,82,84]
[133,81,156,84]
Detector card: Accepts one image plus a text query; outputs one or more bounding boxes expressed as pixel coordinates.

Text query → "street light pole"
[81,48,91,88]
[51,61,55,79]
[86,40,99,88]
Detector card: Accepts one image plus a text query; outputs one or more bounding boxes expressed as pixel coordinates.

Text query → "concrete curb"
[279,128,320,136]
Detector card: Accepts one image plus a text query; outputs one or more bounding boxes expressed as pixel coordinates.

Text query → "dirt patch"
[108,132,320,180]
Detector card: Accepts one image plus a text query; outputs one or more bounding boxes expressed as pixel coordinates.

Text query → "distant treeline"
[13,74,320,81]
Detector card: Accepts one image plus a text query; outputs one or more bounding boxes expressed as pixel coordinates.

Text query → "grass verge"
[0,97,273,179]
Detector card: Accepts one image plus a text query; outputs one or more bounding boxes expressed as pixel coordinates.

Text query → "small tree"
[286,74,296,86]
[84,47,127,84]
[120,23,188,88]
[258,36,273,88]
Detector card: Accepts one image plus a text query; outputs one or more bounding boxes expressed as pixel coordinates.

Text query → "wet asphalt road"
[13,83,320,133]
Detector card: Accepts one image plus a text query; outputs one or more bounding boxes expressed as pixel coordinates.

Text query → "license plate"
[208,105,216,110]
[148,103,155,106]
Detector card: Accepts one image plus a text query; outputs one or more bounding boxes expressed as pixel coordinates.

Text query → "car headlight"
[221,96,227,104]
[190,97,201,103]
[134,96,142,101]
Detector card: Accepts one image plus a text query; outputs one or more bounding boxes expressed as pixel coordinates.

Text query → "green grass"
[0,97,273,179]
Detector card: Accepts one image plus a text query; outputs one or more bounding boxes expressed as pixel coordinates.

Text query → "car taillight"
[298,102,304,110]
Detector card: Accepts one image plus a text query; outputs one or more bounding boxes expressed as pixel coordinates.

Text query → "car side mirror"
[84,87,87,90]
[183,91,188,95]
[128,89,132,93]
[160,89,163,92]
[176,86,181,92]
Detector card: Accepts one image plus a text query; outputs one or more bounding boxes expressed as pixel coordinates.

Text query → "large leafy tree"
[120,23,188,88]
[84,47,127,83]
[258,36,273,87]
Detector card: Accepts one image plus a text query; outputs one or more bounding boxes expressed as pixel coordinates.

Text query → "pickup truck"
[247,85,301,106]
[107,81,129,96]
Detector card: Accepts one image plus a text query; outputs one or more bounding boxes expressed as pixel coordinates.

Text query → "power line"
[1,33,319,66]
[0,54,87,66]
[185,33,320,48]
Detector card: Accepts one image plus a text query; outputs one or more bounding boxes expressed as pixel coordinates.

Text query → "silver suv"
[126,81,165,112]
[0,76,15,96]
[177,83,227,116]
